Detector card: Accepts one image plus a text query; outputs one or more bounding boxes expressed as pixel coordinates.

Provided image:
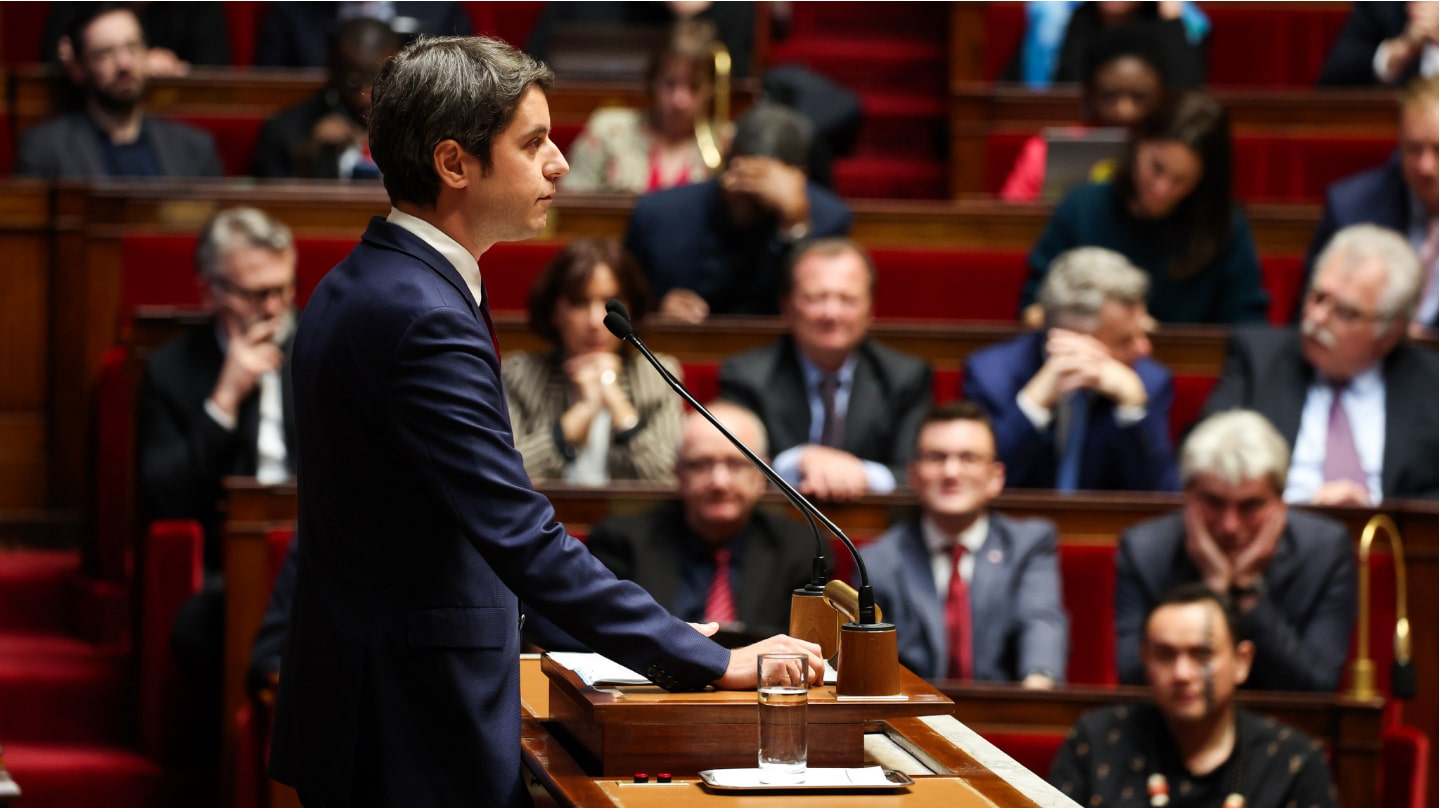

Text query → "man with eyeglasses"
[1204,223,1437,506]
[1115,410,1355,692]
[136,206,297,760]
[15,3,222,179]
[860,401,1068,686]
[253,17,400,179]
[570,401,821,641]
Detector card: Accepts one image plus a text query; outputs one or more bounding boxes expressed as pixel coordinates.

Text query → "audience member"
[1001,24,1169,202]
[1115,411,1357,692]
[252,17,400,179]
[624,103,852,323]
[137,206,297,759]
[967,248,1179,492]
[1318,1,1437,86]
[562,19,719,194]
[502,238,683,484]
[138,207,298,565]
[1051,1,1209,87]
[254,1,472,68]
[1020,90,1269,325]
[44,1,231,75]
[1051,584,1341,807]
[718,238,931,501]
[15,4,223,179]
[1205,225,1438,505]
[861,402,1068,685]
[585,402,821,639]
[1299,77,1438,334]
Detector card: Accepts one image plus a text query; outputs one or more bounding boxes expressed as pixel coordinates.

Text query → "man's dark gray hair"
[729,103,813,171]
[195,206,294,283]
[368,35,554,208]
[1039,246,1150,331]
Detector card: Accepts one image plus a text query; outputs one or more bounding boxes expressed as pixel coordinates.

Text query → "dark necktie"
[818,374,844,448]
[1055,391,1090,492]
[1323,383,1366,488]
[945,544,973,680]
[704,548,737,626]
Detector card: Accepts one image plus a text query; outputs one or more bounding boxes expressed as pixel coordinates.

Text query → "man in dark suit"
[137,205,297,760]
[268,37,821,808]
[586,402,821,639]
[1205,224,1437,506]
[719,238,932,501]
[624,103,853,323]
[252,17,399,179]
[14,4,223,179]
[965,247,1179,492]
[1318,1,1436,86]
[1298,77,1437,330]
[1115,410,1357,692]
[254,1,473,68]
[861,402,1068,685]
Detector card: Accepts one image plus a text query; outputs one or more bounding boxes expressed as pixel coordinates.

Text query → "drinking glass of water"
[757,653,808,783]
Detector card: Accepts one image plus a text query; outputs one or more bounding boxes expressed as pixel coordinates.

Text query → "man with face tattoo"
[1050,583,1340,808]
[1113,410,1357,692]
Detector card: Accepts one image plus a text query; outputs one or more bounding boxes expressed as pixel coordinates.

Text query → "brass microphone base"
[790,590,838,659]
[836,621,900,697]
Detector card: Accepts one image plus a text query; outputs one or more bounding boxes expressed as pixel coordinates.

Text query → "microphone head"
[603,311,634,340]
[605,298,631,321]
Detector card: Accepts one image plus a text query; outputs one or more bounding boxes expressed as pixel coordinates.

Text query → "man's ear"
[1233,639,1255,685]
[59,36,85,84]
[431,139,473,191]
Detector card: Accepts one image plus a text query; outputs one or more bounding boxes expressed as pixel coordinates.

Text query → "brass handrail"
[694,40,731,172]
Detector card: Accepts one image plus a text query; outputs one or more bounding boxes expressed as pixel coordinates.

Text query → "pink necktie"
[944,544,973,679]
[1323,383,1367,488]
[704,548,737,626]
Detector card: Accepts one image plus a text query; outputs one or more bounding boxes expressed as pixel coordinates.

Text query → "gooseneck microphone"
[603,300,879,625]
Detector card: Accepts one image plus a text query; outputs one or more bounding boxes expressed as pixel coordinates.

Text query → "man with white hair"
[964,246,1179,491]
[1204,223,1438,505]
[1114,410,1357,692]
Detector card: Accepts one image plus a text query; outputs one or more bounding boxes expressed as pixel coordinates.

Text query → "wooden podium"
[541,656,953,776]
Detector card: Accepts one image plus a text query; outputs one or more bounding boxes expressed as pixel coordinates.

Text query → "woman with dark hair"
[561,19,721,193]
[1052,1,1209,88]
[502,238,684,483]
[1020,90,1270,325]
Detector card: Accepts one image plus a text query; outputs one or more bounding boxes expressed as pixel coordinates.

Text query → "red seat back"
[870,248,1028,322]
[1059,543,1116,685]
[1170,374,1218,445]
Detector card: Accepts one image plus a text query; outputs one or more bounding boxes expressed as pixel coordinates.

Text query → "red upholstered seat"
[1169,374,1218,445]
[1058,543,1116,686]
[1380,725,1430,808]
[169,114,266,177]
[870,248,1028,322]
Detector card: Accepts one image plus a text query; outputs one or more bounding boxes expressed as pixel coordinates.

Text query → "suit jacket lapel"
[773,339,813,450]
[843,343,884,457]
[967,519,1006,668]
[67,115,107,177]
[361,219,481,322]
[897,519,947,677]
[281,334,298,473]
[1270,333,1311,445]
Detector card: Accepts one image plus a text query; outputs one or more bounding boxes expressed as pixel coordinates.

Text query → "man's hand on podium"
[700,629,825,690]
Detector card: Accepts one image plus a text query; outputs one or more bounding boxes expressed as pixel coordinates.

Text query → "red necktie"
[704,548,737,626]
[945,544,973,679]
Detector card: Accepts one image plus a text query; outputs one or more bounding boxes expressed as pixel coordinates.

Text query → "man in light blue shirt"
[1205,224,1438,505]
[717,238,932,501]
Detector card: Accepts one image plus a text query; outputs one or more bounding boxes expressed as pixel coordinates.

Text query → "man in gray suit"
[1115,410,1357,692]
[15,4,223,179]
[718,237,932,502]
[861,401,1068,685]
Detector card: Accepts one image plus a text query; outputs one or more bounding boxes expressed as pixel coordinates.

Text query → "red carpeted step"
[0,551,79,634]
[1,742,162,808]
[852,92,948,161]
[0,634,131,744]
[832,157,947,200]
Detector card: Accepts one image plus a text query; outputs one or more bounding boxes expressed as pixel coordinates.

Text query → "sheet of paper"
[545,651,649,686]
[704,766,894,788]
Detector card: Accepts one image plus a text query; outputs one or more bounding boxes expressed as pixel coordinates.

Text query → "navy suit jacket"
[718,336,932,483]
[963,331,1180,492]
[1318,2,1417,86]
[14,112,223,179]
[1202,327,1439,500]
[269,219,729,807]
[1115,509,1357,692]
[860,513,1069,682]
[624,178,852,315]
[1295,154,1416,321]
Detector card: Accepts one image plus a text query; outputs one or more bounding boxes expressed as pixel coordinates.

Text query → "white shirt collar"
[920,513,989,557]
[385,207,484,307]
